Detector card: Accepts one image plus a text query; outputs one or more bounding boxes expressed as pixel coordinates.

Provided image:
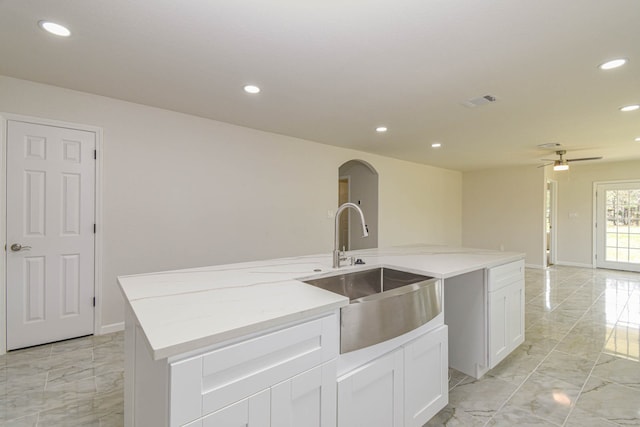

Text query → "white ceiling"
[2,0,639,171]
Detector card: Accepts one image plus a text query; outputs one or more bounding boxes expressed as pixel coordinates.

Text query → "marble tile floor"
[427,265,640,427]
[0,331,124,426]
[1,265,638,426]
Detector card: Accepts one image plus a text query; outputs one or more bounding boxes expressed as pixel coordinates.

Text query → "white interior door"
[6,120,96,350]
[596,181,640,272]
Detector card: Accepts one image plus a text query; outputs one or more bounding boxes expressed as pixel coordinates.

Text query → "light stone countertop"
[117,245,524,360]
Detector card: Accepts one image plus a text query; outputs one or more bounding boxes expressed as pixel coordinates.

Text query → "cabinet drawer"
[487,260,524,292]
[170,313,338,426]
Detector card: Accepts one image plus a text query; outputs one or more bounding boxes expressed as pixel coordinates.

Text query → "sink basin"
[302,267,441,353]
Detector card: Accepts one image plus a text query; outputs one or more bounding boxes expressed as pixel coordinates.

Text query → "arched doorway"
[338,160,379,250]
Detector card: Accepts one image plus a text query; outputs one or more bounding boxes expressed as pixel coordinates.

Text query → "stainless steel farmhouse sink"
[302,267,442,353]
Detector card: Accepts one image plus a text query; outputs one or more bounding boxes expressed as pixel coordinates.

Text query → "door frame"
[0,113,104,355]
[546,179,558,267]
[339,175,351,250]
[592,179,640,270]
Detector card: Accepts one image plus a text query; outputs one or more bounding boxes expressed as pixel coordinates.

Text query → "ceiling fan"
[538,150,603,171]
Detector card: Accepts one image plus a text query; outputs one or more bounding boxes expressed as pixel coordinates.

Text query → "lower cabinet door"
[488,280,525,368]
[200,389,270,427]
[488,285,509,367]
[337,348,404,427]
[271,361,337,427]
[507,280,525,351]
[403,326,448,427]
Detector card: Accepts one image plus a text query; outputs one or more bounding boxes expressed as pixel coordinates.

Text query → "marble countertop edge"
[118,245,525,360]
[143,298,348,360]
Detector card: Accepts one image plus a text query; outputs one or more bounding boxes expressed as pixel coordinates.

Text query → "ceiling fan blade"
[537,162,554,168]
[566,156,603,162]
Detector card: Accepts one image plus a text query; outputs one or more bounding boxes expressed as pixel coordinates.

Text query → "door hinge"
[92,297,96,307]
[93,223,96,234]
[94,150,97,160]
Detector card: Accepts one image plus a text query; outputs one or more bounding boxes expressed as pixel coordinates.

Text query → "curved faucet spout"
[334,202,368,268]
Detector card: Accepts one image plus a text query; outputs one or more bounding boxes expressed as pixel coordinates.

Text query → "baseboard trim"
[525,263,545,269]
[98,322,124,335]
[554,261,595,269]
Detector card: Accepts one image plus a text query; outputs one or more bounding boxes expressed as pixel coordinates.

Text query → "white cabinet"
[337,348,404,427]
[271,361,336,427]
[168,314,338,426]
[125,311,339,427]
[194,390,270,427]
[337,325,448,427]
[488,260,524,368]
[169,314,337,426]
[404,325,448,427]
[188,362,336,427]
[444,260,524,379]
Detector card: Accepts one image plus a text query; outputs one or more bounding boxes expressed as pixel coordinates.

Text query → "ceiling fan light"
[620,104,640,112]
[553,163,569,171]
[38,20,71,37]
[243,85,260,94]
[599,58,627,70]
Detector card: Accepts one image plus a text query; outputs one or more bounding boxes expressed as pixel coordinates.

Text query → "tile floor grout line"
[554,275,630,427]
[483,273,603,427]
[44,370,50,391]
[559,349,605,426]
[482,318,577,427]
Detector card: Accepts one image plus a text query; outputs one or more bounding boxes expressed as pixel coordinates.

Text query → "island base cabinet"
[183,361,336,427]
[271,361,337,427]
[404,325,448,427]
[337,348,404,427]
[187,390,270,427]
[488,260,525,368]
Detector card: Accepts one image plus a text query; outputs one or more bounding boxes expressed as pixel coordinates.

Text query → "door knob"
[10,243,32,252]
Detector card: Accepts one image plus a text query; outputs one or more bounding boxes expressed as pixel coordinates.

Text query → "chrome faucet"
[334,202,368,268]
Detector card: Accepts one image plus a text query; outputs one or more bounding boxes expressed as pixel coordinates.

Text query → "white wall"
[551,160,640,266]
[0,76,462,333]
[462,166,545,267]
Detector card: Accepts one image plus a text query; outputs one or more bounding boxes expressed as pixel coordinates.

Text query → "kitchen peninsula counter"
[118,245,524,360]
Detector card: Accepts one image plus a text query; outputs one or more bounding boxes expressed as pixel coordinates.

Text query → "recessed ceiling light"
[599,58,627,70]
[38,20,71,37]
[375,126,388,133]
[243,85,260,94]
[620,104,640,112]
[431,143,442,148]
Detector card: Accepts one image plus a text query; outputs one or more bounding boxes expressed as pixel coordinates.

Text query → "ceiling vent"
[462,94,498,108]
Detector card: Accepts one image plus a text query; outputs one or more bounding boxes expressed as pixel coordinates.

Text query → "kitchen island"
[119,245,524,427]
